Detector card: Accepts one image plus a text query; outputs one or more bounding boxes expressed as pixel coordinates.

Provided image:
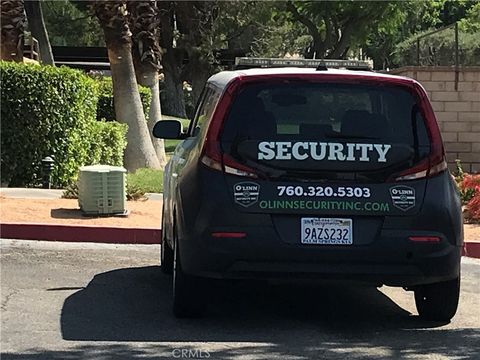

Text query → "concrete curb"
[0,223,161,245]
[1,222,479,258]
[464,242,480,259]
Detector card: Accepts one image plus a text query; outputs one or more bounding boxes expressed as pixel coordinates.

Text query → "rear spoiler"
[234,57,373,71]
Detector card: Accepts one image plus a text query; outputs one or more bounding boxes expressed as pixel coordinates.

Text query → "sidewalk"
[1,188,479,257]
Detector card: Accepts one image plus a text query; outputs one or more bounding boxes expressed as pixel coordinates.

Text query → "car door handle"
[172,173,178,178]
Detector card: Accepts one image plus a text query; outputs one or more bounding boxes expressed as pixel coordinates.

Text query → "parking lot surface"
[1,239,479,360]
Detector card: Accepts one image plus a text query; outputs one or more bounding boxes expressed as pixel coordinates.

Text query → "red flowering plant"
[452,160,480,223]
[459,173,480,223]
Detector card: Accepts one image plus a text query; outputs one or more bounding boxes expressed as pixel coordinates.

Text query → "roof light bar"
[234,57,373,70]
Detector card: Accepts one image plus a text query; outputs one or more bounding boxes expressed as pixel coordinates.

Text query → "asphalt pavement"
[1,239,479,360]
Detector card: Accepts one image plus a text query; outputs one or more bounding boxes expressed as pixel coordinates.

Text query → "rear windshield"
[220,82,430,179]
[223,83,430,142]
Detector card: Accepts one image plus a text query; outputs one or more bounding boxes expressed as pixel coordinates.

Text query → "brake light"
[212,232,247,238]
[392,82,447,182]
[409,236,440,242]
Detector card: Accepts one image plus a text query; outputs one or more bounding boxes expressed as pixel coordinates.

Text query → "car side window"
[191,87,220,139]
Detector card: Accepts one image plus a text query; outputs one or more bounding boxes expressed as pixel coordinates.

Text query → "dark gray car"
[154,66,463,320]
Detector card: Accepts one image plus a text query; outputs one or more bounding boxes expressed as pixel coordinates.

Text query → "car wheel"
[172,234,205,318]
[160,228,174,274]
[414,276,460,322]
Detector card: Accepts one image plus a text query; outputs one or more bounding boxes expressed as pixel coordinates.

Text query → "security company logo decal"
[234,182,260,207]
[390,186,415,211]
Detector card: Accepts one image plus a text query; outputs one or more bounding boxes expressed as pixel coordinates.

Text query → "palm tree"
[24,0,54,65]
[127,0,167,167]
[90,0,160,171]
[158,0,187,118]
[1,0,26,62]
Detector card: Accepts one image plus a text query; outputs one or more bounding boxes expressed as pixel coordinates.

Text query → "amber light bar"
[234,57,373,70]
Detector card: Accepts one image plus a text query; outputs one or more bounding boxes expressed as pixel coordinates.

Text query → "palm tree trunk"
[91,0,160,171]
[0,0,26,62]
[127,0,167,167]
[140,68,167,167]
[24,0,54,65]
[185,50,214,107]
[162,49,187,118]
[108,45,160,170]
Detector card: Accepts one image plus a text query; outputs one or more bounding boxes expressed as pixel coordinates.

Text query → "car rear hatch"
[201,72,446,246]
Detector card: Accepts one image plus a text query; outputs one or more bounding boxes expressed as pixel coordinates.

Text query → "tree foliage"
[33,1,480,116]
[278,1,405,59]
[42,0,104,46]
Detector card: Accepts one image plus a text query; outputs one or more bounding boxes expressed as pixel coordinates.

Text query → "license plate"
[301,218,353,245]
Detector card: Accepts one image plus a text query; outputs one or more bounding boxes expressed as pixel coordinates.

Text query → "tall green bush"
[95,76,151,122]
[0,62,128,187]
[88,120,128,166]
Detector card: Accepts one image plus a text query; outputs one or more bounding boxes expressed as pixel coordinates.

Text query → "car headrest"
[341,110,389,138]
[300,124,332,137]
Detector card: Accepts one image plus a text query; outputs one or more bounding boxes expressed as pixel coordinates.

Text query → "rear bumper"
[179,228,461,287]
[174,168,462,287]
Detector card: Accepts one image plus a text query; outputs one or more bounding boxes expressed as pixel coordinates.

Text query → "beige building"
[390,66,480,173]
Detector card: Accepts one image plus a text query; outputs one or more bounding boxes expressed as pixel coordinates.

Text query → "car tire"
[414,276,460,322]
[160,232,174,275]
[160,207,174,274]
[172,234,205,318]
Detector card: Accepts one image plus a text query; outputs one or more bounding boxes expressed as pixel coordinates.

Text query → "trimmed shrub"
[95,76,151,122]
[88,120,128,166]
[0,62,128,187]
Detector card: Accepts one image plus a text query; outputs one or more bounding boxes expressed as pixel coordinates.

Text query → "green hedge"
[95,76,151,122]
[88,120,128,166]
[0,62,127,187]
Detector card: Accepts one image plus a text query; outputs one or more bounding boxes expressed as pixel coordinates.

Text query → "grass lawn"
[127,168,163,193]
[165,139,180,154]
[126,117,188,195]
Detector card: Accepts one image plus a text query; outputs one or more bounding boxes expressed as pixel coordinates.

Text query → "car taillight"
[200,79,260,179]
[409,236,440,242]
[201,154,222,172]
[211,232,247,238]
[223,154,259,178]
[201,152,259,178]
[391,82,447,182]
[394,157,448,181]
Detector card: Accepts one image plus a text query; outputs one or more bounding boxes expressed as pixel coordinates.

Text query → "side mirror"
[152,120,185,139]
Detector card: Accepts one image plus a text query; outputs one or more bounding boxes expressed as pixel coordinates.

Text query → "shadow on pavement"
[3,266,478,359]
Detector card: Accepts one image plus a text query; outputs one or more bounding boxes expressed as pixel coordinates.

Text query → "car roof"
[207,67,416,90]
